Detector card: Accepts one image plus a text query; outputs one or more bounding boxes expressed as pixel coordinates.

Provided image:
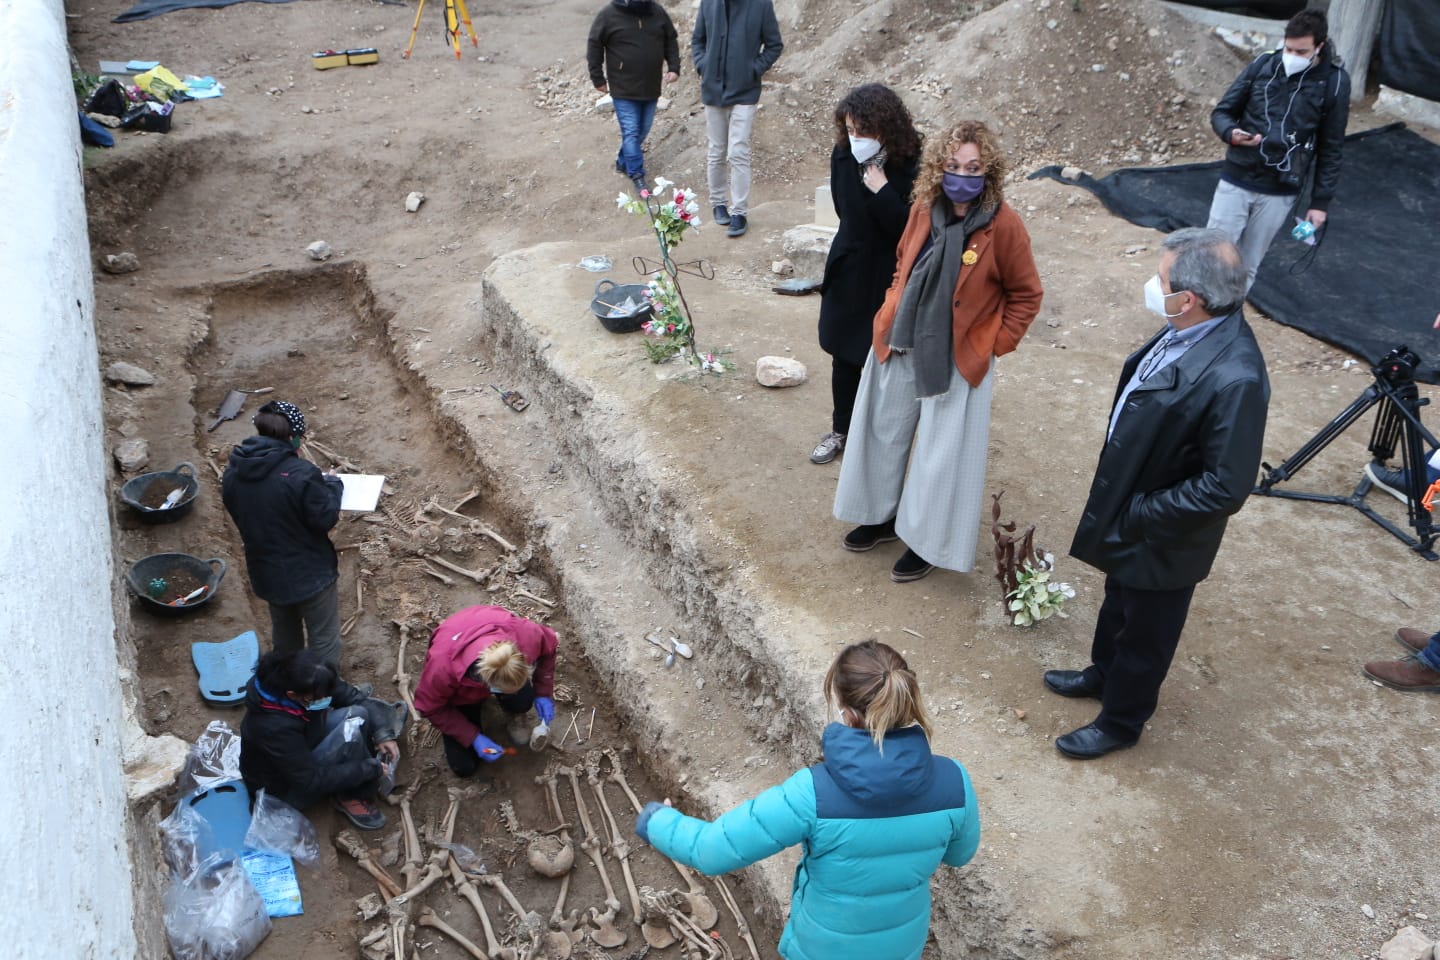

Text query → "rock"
[1090,63,1106,72]
[404,191,425,212]
[105,361,156,386]
[114,438,149,472]
[780,224,835,277]
[1362,904,1377,919]
[770,258,795,277]
[756,356,808,388]
[1380,927,1433,960]
[595,94,613,113]
[100,252,141,274]
[1060,165,1083,181]
[1124,244,1148,256]
[306,240,333,261]
[656,97,671,112]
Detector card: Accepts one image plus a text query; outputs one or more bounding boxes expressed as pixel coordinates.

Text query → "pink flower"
[640,189,650,199]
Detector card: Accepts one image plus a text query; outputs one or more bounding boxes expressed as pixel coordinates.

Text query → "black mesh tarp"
[1029,124,1440,384]
[1377,0,1440,103]
[113,0,292,23]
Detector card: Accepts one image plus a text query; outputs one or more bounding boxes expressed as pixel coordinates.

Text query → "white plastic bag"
[163,853,272,960]
[179,720,243,793]
[242,790,320,868]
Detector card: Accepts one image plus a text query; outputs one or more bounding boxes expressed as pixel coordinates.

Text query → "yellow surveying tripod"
[402,0,478,60]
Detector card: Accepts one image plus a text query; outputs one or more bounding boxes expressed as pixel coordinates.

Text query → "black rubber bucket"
[126,553,227,615]
[119,462,200,524]
[590,278,653,333]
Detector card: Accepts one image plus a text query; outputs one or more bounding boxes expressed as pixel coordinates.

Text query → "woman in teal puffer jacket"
[636,639,980,959]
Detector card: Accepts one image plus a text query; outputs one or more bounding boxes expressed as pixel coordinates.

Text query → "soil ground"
[70,0,1440,957]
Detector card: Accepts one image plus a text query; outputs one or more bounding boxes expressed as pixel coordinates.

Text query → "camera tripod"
[402,0,477,61]
[1254,346,1438,560]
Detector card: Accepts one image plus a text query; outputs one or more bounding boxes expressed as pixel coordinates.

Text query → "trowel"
[207,389,247,432]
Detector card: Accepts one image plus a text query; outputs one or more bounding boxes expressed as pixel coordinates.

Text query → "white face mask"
[1281,51,1313,77]
[1144,275,1185,319]
[849,135,882,164]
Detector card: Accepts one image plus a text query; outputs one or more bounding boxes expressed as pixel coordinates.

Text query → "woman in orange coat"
[833,120,1043,583]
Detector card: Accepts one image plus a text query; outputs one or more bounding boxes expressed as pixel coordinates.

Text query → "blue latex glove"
[635,801,666,842]
[472,733,505,763]
[535,697,555,725]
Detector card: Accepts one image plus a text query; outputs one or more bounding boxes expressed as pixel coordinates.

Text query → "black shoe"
[712,204,731,226]
[1043,669,1103,700]
[1364,461,1410,505]
[890,548,935,583]
[1054,723,1137,760]
[631,176,649,195]
[615,158,625,174]
[726,214,748,238]
[334,797,387,830]
[843,520,897,552]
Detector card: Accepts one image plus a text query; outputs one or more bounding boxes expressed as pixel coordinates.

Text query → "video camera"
[1374,346,1422,386]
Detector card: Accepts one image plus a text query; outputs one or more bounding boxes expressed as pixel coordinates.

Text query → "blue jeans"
[1420,632,1440,672]
[613,98,658,179]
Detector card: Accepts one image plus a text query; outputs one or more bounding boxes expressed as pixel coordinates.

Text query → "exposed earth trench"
[75,0,1440,958]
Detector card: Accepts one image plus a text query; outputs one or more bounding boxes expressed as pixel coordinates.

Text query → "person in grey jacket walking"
[691,0,782,238]
[588,0,680,193]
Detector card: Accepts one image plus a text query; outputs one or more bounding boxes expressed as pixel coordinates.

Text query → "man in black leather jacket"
[1206,9,1349,290]
[1044,229,1270,759]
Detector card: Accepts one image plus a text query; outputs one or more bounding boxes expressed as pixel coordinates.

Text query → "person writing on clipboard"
[222,399,345,667]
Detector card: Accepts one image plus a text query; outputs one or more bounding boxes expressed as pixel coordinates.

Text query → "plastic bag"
[159,799,215,879]
[242,790,319,868]
[163,853,272,960]
[180,721,243,794]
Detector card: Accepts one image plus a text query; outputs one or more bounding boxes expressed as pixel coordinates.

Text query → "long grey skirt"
[832,349,994,572]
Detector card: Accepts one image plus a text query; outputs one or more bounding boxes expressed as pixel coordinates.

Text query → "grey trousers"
[269,580,341,667]
[705,103,758,216]
[833,350,995,572]
[1206,180,1294,291]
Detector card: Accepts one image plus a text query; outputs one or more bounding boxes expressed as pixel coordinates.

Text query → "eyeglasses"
[1136,332,1178,382]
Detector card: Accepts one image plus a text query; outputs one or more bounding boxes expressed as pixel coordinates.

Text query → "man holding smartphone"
[1206,8,1349,291]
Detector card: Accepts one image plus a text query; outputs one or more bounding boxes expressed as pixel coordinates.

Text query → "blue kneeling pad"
[191,630,259,704]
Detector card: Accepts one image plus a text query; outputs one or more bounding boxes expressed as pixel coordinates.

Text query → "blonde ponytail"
[824,639,933,754]
[472,641,532,693]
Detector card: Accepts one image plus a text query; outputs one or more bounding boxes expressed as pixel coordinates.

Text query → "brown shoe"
[1395,627,1432,654]
[1362,655,1440,692]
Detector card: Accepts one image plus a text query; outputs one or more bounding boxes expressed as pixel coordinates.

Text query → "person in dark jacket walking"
[1206,8,1349,290]
[239,650,404,830]
[222,400,344,667]
[635,640,978,960]
[588,0,680,193]
[691,0,782,238]
[811,83,923,465]
[1046,228,1270,759]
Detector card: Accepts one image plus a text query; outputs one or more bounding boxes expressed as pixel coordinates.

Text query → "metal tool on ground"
[401,0,477,60]
[644,631,693,659]
[490,383,530,412]
[207,389,248,432]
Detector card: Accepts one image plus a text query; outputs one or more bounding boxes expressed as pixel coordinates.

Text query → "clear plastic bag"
[163,853,273,960]
[159,799,215,879]
[179,720,243,794]
[242,790,320,868]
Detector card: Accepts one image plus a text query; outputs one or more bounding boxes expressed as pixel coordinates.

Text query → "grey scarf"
[889,196,999,398]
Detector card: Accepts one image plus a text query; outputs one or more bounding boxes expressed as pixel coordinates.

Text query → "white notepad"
[337,474,386,512]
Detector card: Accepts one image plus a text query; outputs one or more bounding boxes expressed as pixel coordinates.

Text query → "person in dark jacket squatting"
[587,0,680,193]
[635,639,979,960]
[1206,8,1349,290]
[240,650,405,831]
[222,400,345,667]
[810,83,923,466]
[1046,228,1270,759]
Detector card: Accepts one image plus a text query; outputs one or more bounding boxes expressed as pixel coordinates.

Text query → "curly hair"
[831,84,923,168]
[912,120,1009,210]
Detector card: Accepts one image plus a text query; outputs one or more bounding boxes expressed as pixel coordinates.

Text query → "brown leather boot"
[1395,627,1433,654]
[1363,655,1440,692]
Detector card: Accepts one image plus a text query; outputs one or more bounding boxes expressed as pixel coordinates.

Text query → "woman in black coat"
[812,84,923,465]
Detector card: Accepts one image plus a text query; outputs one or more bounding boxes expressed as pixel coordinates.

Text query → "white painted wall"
[0,0,139,957]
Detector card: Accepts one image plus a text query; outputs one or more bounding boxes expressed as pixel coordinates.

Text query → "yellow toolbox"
[345,48,380,66]
[311,50,348,70]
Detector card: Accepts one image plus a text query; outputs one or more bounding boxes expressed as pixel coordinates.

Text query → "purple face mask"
[942,171,985,204]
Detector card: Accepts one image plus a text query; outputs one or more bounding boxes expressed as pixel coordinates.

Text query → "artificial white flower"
[652,176,674,194]
[616,191,632,209]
